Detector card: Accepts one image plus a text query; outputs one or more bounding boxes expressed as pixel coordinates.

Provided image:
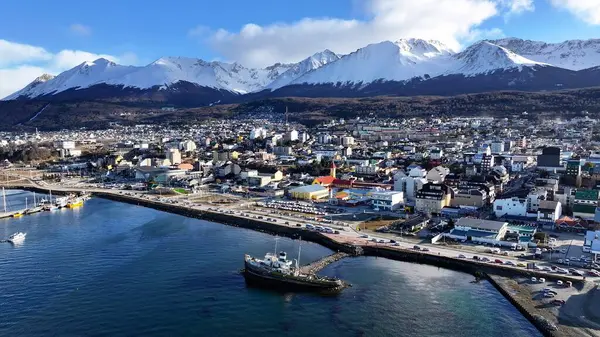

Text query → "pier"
[300,252,349,275]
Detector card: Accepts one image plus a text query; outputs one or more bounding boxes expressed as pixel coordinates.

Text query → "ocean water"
[0,191,541,336]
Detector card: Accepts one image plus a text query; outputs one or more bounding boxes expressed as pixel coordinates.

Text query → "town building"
[167,148,182,165]
[370,191,404,211]
[537,147,563,171]
[415,183,453,215]
[289,184,330,200]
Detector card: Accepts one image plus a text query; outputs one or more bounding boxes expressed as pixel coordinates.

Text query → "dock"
[0,209,27,219]
[301,252,349,275]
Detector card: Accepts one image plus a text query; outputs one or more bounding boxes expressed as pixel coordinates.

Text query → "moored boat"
[7,232,26,243]
[67,198,84,208]
[243,239,344,292]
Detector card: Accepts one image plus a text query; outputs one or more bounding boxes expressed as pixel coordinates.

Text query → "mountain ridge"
[6,37,600,102]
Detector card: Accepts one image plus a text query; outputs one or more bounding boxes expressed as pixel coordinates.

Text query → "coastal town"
[3,114,600,335]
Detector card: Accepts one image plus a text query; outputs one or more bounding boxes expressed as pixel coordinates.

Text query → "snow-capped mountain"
[6,37,600,102]
[290,39,454,85]
[490,38,600,71]
[449,41,547,75]
[5,59,137,100]
[4,54,318,100]
[267,50,340,89]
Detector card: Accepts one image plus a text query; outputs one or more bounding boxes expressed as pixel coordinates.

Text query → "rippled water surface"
[0,191,541,336]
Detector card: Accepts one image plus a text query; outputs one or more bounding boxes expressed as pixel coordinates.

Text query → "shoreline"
[8,184,596,336]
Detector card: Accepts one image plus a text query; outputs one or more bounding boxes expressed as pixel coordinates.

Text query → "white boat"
[8,232,26,243]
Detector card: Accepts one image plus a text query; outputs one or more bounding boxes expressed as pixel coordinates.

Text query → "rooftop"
[456,218,507,232]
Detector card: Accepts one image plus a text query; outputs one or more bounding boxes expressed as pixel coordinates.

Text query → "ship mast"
[296,237,302,273]
[2,187,6,213]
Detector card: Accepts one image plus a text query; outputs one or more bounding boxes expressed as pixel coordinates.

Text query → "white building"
[180,140,197,152]
[167,148,182,165]
[493,197,531,218]
[341,136,355,146]
[394,168,427,201]
[250,127,267,140]
[355,165,379,175]
[370,191,404,211]
[537,200,562,224]
[429,148,443,160]
[426,166,450,183]
[60,141,75,149]
[317,134,332,144]
[286,130,299,142]
[300,132,309,143]
[490,141,505,154]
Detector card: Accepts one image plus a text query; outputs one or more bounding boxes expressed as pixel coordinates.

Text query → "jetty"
[301,252,349,275]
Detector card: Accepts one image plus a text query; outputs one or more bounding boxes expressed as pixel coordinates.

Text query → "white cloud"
[69,23,92,36]
[463,27,506,43]
[0,40,137,98]
[51,50,117,70]
[549,0,600,24]
[0,40,52,67]
[0,66,47,100]
[501,0,535,17]
[203,0,500,67]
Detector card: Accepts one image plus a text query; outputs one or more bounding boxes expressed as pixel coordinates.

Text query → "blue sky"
[2,0,600,97]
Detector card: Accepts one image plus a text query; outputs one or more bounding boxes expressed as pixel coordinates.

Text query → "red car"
[494,259,503,264]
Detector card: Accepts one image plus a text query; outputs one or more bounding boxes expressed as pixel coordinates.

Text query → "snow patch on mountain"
[490,38,600,71]
[450,41,547,76]
[291,39,454,85]
[267,50,340,89]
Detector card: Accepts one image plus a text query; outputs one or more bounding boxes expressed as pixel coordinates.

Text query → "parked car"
[494,259,503,264]
[422,247,429,252]
[457,254,466,259]
[413,245,421,251]
[505,261,516,266]
[481,257,490,262]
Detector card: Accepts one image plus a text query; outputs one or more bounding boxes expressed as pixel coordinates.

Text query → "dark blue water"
[0,190,541,336]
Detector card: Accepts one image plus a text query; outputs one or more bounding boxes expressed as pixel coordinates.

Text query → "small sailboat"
[25,193,43,214]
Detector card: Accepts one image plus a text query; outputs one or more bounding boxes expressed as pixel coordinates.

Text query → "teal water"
[0,191,541,336]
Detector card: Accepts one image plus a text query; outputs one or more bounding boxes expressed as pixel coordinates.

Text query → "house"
[555,216,590,233]
[426,166,450,183]
[355,165,379,175]
[289,185,330,200]
[415,183,453,215]
[494,197,532,218]
[451,188,487,208]
[394,215,428,232]
[445,218,510,246]
[248,175,271,187]
[573,189,599,220]
[537,200,562,224]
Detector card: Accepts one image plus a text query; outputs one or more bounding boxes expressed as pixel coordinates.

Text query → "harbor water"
[0,191,541,336]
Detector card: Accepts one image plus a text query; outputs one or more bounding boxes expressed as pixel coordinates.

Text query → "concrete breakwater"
[300,252,349,274]
[487,275,557,337]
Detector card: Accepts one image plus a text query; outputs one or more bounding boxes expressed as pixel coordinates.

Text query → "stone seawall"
[487,275,558,337]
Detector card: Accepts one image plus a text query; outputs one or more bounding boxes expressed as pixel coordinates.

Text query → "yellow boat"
[12,212,23,218]
[67,198,84,208]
